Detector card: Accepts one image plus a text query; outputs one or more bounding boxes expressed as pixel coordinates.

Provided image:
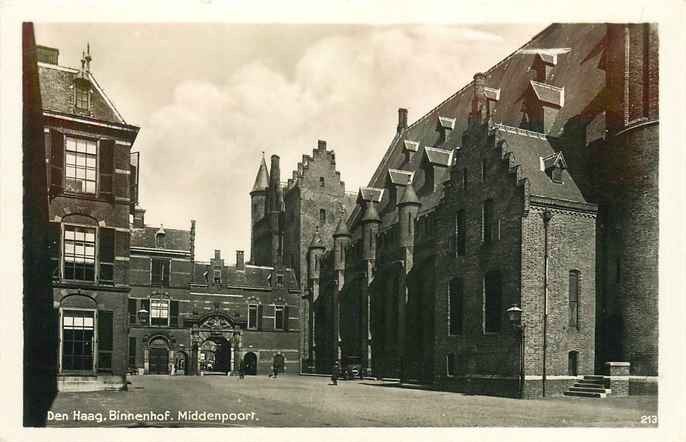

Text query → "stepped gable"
[287,140,346,193]
[350,23,607,226]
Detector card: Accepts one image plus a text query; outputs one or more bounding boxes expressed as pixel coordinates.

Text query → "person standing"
[331,361,340,386]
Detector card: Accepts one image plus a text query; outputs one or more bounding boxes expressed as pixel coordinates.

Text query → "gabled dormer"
[437,116,456,146]
[422,147,454,193]
[540,151,568,184]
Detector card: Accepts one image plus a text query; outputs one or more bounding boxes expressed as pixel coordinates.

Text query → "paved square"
[45,375,658,427]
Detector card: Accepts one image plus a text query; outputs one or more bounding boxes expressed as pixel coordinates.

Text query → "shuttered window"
[98,139,114,200]
[97,310,113,371]
[49,129,64,197]
[99,227,114,284]
[170,300,179,328]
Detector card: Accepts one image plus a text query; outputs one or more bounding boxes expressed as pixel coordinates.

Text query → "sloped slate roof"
[252,156,270,192]
[131,226,191,251]
[494,125,583,202]
[38,63,126,124]
[192,263,299,291]
[352,23,606,227]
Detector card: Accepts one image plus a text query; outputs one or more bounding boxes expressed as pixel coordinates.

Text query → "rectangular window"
[151,258,170,287]
[150,299,169,327]
[569,270,580,329]
[129,337,137,369]
[213,269,221,285]
[97,310,113,371]
[274,305,285,330]
[482,199,494,243]
[64,136,97,194]
[483,271,502,333]
[446,353,456,376]
[319,209,326,226]
[449,278,463,335]
[62,309,94,371]
[63,225,96,281]
[248,304,258,330]
[128,298,137,324]
[75,86,89,110]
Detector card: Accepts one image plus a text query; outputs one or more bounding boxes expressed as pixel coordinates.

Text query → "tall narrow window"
[150,299,169,327]
[319,209,326,225]
[151,258,170,287]
[248,304,258,329]
[482,199,494,243]
[274,305,285,330]
[63,225,96,281]
[457,209,466,256]
[128,298,137,324]
[129,337,137,369]
[446,353,456,376]
[64,136,97,194]
[483,271,502,333]
[569,270,580,329]
[62,309,94,371]
[320,177,325,187]
[449,277,463,335]
[75,86,89,110]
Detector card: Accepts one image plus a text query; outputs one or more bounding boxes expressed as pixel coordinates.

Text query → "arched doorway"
[149,337,169,374]
[200,337,231,373]
[273,353,285,374]
[243,352,257,375]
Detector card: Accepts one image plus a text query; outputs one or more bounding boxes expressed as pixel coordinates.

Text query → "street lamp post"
[507,305,525,399]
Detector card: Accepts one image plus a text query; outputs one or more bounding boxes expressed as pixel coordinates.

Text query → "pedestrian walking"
[331,361,340,386]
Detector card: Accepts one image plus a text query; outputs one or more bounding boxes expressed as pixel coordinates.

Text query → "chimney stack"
[397,108,408,133]
[214,249,221,260]
[36,45,59,65]
[133,206,146,228]
[236,250,245,270]
[317,139,327,150]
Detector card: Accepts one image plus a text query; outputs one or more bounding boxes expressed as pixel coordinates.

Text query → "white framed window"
[150,299,170,327]
[248,304,258,330]
[63,225,96,281]
[61,309,95,372]
[65,136,97,194]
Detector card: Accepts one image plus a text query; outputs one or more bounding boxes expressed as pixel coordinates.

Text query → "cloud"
[137,25,511,263]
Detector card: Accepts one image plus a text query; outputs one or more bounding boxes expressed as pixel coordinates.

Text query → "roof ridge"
[87,72,126,124]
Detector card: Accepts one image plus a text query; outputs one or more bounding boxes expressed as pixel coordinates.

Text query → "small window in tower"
[319,209,326,226]
[320,177,325,187]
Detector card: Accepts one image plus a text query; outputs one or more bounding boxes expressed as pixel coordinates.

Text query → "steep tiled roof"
[351,23,606,227]
[252,156,270,192]
[131,225,191,251]
[494,125,583,202]
[192,263,299,291]
[38,62,126,124]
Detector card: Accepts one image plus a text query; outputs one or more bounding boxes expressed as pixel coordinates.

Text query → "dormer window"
[155,231,166,248]
[540,152,567,184]
[75,85,89,110]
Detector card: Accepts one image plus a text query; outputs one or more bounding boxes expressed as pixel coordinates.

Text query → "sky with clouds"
[34,23,544,264]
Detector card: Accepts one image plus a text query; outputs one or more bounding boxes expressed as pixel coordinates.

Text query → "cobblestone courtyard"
[42,374,658,427]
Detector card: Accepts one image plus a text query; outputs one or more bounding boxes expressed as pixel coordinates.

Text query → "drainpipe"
[542,208,553,397]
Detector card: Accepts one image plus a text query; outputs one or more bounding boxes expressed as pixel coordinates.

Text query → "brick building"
[249,144,355,372]
[34,43,141,392]
[308,23,658,397]
[127,208,302,376]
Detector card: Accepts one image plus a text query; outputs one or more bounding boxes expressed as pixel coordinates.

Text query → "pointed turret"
[309,226,326,250]
[251,153,270,193]
[361,202,381,224]
[333,217,351,238]
[398,183,420,207]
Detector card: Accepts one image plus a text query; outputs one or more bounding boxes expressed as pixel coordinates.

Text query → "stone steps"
[563,375,611,398]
